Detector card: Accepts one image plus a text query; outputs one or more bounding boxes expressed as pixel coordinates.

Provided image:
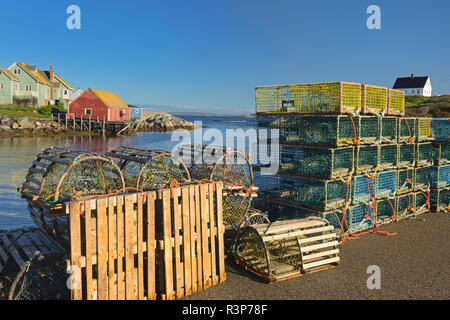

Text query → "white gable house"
[393,74,432,97]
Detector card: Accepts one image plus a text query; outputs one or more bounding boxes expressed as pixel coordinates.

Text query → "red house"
[68,88,130,121]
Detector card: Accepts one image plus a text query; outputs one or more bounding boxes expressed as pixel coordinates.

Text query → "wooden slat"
[84,200,94,300]
[146,191,156,300]
[0,242,9,262]
[215,182,226,283]
[173,188,183,299]
[23,230,51,256]
[181,186,192,296]
[194,185,203,291]
[12,230,37,261]
[96,198,108,300]
[301,241,339,253]
[137,193,145,300]
[200,184,211,289]
[302,249,339,262]
[0,234,25,268]
[124,194,136,300]
[162,189,175,300]
[116,195,125,300]
[208,183,218,285]
[303,256,340,270]
[262,226,335,242]
[108,196,117,300]
[69,201,82,300]
[188,185,198,293]
[297,233,336,244]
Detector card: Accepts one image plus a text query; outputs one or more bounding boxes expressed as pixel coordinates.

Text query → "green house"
[0,67,20,104]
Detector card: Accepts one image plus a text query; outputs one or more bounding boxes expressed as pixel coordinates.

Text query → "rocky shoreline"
[0,112,197,137]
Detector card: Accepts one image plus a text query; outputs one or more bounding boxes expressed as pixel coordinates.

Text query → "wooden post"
[80,117,83,131]
[73,116,76,131]
[65,114,68,129]
[89,115,91,132]
[103,117,106,135]
[57,112,60,124]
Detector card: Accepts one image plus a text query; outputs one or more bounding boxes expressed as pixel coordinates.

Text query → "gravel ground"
[185,212,450,300]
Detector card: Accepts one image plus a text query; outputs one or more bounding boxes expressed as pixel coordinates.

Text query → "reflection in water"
[0,116,257,229]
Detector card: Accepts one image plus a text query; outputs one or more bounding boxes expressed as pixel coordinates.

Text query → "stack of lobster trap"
[253,81,449,239]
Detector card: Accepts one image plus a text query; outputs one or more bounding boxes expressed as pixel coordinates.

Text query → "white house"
[393,74,432,97]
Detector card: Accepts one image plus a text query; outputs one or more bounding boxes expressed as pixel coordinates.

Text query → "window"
[64,90,67,95]
[85,108,92,115]
[13,69,16,74]
[25,85,32,91]
[0,83,3,90]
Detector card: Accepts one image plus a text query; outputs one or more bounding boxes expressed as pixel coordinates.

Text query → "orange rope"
[346,113,360,145]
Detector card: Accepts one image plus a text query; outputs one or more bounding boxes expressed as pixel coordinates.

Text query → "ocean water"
[0,115,258,229]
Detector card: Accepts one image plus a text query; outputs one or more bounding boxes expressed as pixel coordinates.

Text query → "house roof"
[393,76,429,89]
[54,74,74,90]
[17,63,50,85]
[91,89,129,109]
[0,67,20,81]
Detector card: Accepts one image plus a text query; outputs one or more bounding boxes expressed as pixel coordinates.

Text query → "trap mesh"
[396,193,414,220]
[415,118,433,142]
[431,165,450,189]
[416,142,432,167]
[397,169,414,194]
[377,170,397,198]
[398,144,415,168]
[414,167,431,191]
[379,144,398,170]
[362,85,388,115]
[278,175,349,211]
[252,198,310,221]
[398,118,416,143]
[255,82,361,114]
[352,174,376,203]
[387,89,405,116]
[355,145,379,174]
[376,199,396,225]
[430,189,449,212]
[279,145,354,180]
[349,203,373,233]
[432,118,450,142]
[381,117,398,143]
[432,143,450,166]
[414,192,430,214]
[232,228,269,273]
[359,116,381,144]
[314,209,351,238]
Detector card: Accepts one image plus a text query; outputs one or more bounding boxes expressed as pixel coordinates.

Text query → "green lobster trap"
[432,118,450,142]
[415,118,433,142]
[398,144,415,169]
[430,188,449,213]
[380,117,398,144]
[355,145,379,175]
[279,145,354,180]
[377,170,397,199]
[415,142,433,167]
[397,168,414,194]
[430,165,450,189]
[361,85,388,115]
[313,208,351,239]
[396,193,415,221]
[398,118,416,143]
[359,115,381,144]
[276,115,360,147]
[379,144,398,170]
[414,191,431,215]
[230,217,340,282]
[352,174,377,204]
[414,167,431,191]
[432,142,450,166]
[272,174,350,211]
[251,198,310,221]
[376,198,396,225]
[255,82,361,115]
[348,203,374,233]
[387,89,405,116]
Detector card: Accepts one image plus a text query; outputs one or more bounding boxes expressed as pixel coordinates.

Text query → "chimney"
[50,65,54,101]
[411,73,415,79]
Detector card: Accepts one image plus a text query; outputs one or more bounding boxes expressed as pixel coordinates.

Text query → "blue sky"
[1,0,449,114]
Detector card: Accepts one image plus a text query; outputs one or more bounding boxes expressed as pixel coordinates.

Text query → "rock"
[11,122,19,129]
[35,121,42,127]
[0,125,11,132]
[16,117,34,128]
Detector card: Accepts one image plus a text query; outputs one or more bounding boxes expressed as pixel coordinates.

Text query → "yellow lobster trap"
[386,89,405,116]
[255,82,361,115]
[415,118,433,142]
[361,85,388,115]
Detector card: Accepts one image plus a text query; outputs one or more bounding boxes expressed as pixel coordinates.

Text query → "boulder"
[11,122,19,129]
[16,117,34,129]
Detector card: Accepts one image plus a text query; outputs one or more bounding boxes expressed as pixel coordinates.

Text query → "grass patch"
[0,104,66,119]
[405,95,450,117]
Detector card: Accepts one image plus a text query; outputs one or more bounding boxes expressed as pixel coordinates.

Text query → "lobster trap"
[415,142,433,167]
[359,115,381,144]
[352,174,376,204]
[398,144,415,169]
[106,145,190,190]
[275,115,360,147]
[19,147,125,248]
[380,117,398,143]
[430,165,450,189]
[397,169,414,194]
[414,167,431,191]
[255,82,361,115]
[379,144,398,170]
[396,193,415,221]
[230,217,340,282]
[349,203,374,233]
[415,118,433,142]
[279,145,354,180]
[430,188,450,213]
[432,118,450,142]
[414,191,431,215]
[432,142,450,166]
[275,174,350,211]
[377,170,397,199]
[398,118,416,143]
[355,145,379,175]
[251,198,310,221]
[361,85,388,115]
[313,208,351,239]
[376,198,396,225]
[178,144,255,228]
[386,89,405,116]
